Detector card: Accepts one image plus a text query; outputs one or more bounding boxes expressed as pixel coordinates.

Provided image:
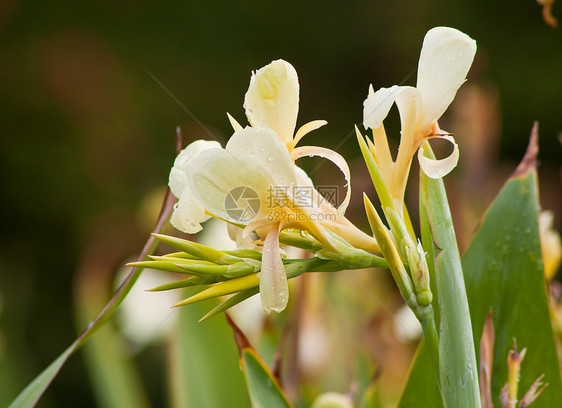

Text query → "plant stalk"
[420,142,480,408]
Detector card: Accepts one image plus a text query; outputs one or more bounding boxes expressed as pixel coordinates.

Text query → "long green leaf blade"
[8,343,77,408]
[399,130,562,407]
[8,190,176,408]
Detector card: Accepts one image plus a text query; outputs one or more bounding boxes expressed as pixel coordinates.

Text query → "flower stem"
[420,142,480,408]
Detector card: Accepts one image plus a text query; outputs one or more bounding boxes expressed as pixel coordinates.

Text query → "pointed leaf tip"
[512,122,539,179]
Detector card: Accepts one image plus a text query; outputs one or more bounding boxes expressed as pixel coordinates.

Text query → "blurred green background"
[0,0,560,407]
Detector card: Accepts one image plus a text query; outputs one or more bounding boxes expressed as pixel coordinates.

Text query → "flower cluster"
[156,26,477,317]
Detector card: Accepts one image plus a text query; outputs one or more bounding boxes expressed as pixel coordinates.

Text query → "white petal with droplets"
[226,126,297,189]
[416,27,477,129]
[260,225,289,314]
[170,187,207,234]
[187,148,272,222]
[243,59,299,144]
[363,85,400,130]
[168,140,221,198]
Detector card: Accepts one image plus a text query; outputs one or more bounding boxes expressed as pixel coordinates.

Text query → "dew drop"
[267,154,274,162]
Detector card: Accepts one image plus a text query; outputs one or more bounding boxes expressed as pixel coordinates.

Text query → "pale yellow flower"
[169,127,337,313]
[233,59,377,252]
[363,27,477,201]
[168,60,378,313]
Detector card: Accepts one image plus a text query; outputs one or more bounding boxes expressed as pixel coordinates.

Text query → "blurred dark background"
[0,0,560,406]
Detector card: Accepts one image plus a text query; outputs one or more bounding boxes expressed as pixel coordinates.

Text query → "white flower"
[169,126,340,313]
[169,60,379,313]
[363,27,477,200]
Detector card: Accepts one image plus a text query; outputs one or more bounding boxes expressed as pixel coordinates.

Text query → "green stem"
[420,142,480,408]
[416,305,440,374]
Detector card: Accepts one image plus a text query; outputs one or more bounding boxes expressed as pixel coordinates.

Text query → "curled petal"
[170,187,208,234]
[169,140,222,198]
[363,85,399,129]
[417,27,477,129]
[243,59,299,145]
[292,120,328,148]
[417,135,459,179]
[260,225,289,313]
[291,146,351,216]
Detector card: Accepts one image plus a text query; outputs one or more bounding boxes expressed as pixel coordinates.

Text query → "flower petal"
[226,126,297,189]
[226,112,243,132]
[227,223,258,250]
[170,187,208,234]
[363,85,399,129]
[187,148,272,223]
[416,27,477,129]
[243,59,299,145]
[395,86,422,134]
[291,146,351,217]
[169,140,222,198]
[417,135,459,179]
[292,120,328,148]
[260,225,289,313]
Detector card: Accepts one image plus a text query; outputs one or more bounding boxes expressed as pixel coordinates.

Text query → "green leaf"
[463,169,562,406]
[152,233,240,264]
[8,190,176,408]
[242,349,293,408]
[199,287,260,322]
[8,342,77,408]
[75,318,150,408]
[399,135,562,407]
[225,313,292,408]
[169,295,250,408]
